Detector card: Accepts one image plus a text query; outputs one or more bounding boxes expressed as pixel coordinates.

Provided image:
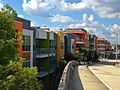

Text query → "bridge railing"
[58,60,79,90]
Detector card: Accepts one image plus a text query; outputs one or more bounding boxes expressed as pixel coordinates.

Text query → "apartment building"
[89,34,98,51]
[15,17,34,67]
[65,28,88,53]
[97,38,106,51]
[105,40,112,51]
[33,27,57,77]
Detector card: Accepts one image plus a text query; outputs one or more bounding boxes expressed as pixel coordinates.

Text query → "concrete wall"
[58,60,79,90]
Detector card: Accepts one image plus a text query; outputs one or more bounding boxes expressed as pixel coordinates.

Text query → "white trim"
[23,29,33,67]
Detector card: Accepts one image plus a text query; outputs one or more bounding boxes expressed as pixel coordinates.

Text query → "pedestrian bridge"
[58,60,109,90]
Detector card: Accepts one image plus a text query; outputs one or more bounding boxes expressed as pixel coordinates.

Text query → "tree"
[0,59,41,90]
[0,4,41,90]
[0,4,18,65]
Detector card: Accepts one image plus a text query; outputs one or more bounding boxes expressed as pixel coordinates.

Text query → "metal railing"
[36,48,55,55]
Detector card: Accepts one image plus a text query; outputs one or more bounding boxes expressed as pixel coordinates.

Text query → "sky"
[0,0,120,44]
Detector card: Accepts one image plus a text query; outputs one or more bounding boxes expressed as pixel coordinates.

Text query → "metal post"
[116,33,118,64]
[47,28,51,89]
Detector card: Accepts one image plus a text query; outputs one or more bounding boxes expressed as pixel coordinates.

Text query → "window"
[23,35,31,51]
[23,61,30,67]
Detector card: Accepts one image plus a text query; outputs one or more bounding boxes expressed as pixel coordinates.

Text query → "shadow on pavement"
[70,66,84,90]
[92,61,115,66]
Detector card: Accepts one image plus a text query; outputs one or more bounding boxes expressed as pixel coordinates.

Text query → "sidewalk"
[78,66,108,90]
[89,60,120,90]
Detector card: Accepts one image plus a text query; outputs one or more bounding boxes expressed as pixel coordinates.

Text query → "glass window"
[23,61,30,67]
[23,35,31,51]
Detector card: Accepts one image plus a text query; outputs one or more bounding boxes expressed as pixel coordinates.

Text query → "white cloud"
[90,0,120,18]
[82,13,88,23]
[22,0,57,17]
[22,0,120,18]
[60,0,120,18]
[31,21,37,26]
[18,14,24,18]
[67,13,120,44]
[49,14,76,23]
[88,14,94,22]
[0,1,3,10]
[60,0,90,11]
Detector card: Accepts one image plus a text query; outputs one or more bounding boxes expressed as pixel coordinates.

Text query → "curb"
[88,66,112,90]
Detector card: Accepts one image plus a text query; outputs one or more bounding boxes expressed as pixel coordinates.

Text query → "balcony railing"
[76,39,85,44]
[98,43,105,46]
[36,48,55,58]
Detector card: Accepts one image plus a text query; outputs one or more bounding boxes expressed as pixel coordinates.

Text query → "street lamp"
[115,33,118,64]
[112,32,119,64]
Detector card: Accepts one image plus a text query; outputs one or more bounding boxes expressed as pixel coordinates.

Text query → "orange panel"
[14,21,23,57]
[65,30,85,34]
[23,51,30,61]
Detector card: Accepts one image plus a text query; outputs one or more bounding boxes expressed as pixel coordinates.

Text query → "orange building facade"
[14,18,34,67]
[14,21,23,58]
[97,38,106,51]
[65,29,88,53]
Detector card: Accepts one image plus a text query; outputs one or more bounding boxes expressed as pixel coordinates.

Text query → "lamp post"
[47,28,51,89]
[115,33,118,64]
[112,32,119,64]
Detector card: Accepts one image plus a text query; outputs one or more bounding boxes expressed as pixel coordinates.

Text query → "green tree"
[0,59,41,90]
[0,4,17,65]
[0,4,41,90]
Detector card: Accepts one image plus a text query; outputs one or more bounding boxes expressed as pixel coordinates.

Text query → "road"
[89,60,120,90]
[70,65,108,90]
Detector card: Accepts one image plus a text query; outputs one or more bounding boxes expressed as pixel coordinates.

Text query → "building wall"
[97,38,106,51]
[57,32,64,64]
[65,29,88,53]
[64,33,72,58]
[14,21,23,58]
[23,29,33,67]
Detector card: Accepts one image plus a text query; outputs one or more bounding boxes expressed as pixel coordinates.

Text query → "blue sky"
[0,0,120,44]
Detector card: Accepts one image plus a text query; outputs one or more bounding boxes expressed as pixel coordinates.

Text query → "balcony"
[90,41,95,45]
[98,48,105,50]
[36,30,47,39]
[36,48,55,58]
[76,39,85,44]
[98,43,105,46]
[50,48,56,56]
[37,66,55,77]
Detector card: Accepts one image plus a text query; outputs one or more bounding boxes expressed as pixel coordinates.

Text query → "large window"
[23,35,31,51]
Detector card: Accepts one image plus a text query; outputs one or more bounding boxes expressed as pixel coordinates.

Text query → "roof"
[66,28,87,32]
[65,28,87,34]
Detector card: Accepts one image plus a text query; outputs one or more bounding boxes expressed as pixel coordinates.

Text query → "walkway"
[89,60,120,90]
[78,65,108,90]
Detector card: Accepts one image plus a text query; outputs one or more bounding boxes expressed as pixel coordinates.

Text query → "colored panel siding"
[14,21,23,58]
[23,51,30,61]
[57,32,64,64]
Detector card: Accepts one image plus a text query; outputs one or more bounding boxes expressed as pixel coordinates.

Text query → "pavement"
[78,65,108,90]
[89,59,120,90]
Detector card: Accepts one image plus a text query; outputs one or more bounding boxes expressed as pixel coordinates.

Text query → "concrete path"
[89,60,120,90]
[78,65,108,90]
